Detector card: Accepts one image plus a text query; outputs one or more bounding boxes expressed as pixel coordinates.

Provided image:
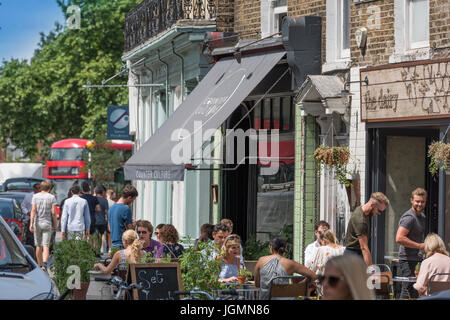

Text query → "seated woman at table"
[321,254,375,300]
[94,230,143,275]
[307,230,345,275]
[413,233,450,297]
[254,235,318,300]
[159,224,184,259]
[218,234,242,283]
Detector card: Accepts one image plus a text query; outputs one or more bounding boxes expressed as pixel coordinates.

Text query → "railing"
[124,0,217,52]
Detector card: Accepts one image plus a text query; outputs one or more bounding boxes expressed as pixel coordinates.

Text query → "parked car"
[0,191,27,204]
[0,192,35,247]
[0,198,25,243]
[0,177,45,192]
[0,216,58,299]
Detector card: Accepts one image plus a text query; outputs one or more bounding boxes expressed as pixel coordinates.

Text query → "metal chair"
[269,275,310,300]
[427,273,450,296]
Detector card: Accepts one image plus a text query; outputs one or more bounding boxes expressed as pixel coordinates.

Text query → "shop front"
[361,58,450,264]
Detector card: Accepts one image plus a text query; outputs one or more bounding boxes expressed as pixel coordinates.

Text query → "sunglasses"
[137,230,148,235]
[318,275,345,287]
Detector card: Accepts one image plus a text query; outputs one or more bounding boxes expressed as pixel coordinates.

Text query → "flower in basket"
[428,141,450,177]
[313,145,351,186]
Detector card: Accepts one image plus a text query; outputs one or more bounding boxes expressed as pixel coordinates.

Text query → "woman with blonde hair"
[218,234,242,283]
[94,229,143,275]
[321,254,375,300]
[413,233,450,297]
[307,230,345,275]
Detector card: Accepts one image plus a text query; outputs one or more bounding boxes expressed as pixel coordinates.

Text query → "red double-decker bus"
[46,138,133,204]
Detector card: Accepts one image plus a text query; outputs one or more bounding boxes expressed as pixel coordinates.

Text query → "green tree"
[0,0,140,159]
[81,134,128,187]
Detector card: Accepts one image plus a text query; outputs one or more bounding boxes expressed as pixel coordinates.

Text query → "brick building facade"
[215,0,449,263]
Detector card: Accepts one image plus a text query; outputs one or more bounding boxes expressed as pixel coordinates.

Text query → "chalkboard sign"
[127,263,183,300]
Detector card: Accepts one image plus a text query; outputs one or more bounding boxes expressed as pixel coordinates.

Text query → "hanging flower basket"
[428,141,450,177]
[313,146,351,186]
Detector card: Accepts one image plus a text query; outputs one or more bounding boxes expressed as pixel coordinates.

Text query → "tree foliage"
[0,0,140,160]
[81,134,129,187]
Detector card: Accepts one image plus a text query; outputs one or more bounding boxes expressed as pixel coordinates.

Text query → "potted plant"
[428,141,450,177]
[52,237,97,300]
[313,145,351,186]
[238,268,253,284]
[178,238,227,297]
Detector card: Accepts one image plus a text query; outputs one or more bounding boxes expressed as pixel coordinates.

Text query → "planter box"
[73,282,90,300]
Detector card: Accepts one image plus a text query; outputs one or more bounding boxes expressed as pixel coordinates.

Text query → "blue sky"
[0,0,65,62]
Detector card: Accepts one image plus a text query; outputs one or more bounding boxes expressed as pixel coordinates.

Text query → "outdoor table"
[214,281,261,300]
[392,277,417,299]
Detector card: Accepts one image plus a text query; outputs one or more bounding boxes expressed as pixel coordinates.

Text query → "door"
[368,128,439,264]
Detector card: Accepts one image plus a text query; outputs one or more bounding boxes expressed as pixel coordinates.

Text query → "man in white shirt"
[61,185,91,240]
[304,220,330,267]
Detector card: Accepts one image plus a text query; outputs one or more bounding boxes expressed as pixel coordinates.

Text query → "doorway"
[368,128,439,264]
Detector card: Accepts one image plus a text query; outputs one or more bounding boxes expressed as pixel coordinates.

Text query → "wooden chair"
[427,273,450,296]
[269,275,309,300]
[368,264,393,299]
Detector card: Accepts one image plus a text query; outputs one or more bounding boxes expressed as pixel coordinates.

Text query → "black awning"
[124,50,286,181]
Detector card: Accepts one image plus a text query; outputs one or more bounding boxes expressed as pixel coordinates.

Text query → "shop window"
[252,97,293,133]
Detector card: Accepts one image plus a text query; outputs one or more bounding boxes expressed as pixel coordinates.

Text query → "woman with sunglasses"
[254,235,318,300]
[135,220,163,259]
[320,255,375,300]
[218,234,242,283]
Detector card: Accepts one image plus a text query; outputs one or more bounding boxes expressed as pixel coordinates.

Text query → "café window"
[248,96,295,243]
[252,96,294,132]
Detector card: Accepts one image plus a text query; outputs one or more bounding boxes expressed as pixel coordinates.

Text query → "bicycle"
[95,276,143,300]
[170,288,244,300]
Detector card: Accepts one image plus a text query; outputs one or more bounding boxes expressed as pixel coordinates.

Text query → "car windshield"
[0,202,13,219]
[4,181,40,192]
[49,148,85,161]
[0,220,28,267]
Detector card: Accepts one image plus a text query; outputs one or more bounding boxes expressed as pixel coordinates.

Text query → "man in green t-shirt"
[343,192,390,266]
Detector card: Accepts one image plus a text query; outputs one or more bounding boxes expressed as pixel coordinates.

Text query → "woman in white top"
[307,230,345,275]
